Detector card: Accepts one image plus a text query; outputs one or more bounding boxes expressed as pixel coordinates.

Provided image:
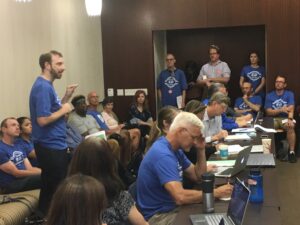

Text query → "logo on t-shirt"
[247,71,262,82]
[238,102,249,110]
[177,162,183,180]
[10,151,25,167]
[272,99,287,109]
[164,76,179,89]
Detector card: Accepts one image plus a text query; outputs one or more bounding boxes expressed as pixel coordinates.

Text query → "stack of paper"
[225,134,251,141]
[254,124,276,133]
[215,145,245,155]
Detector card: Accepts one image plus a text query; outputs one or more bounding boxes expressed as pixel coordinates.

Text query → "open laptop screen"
[227,179,250,225]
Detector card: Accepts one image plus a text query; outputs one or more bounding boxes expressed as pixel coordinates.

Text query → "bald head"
[87,91,99,106]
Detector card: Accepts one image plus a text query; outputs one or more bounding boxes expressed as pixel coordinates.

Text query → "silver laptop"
[247,153,276,167]
[190,178,250,225]
[215,147,252,178]
[251,111,260,128]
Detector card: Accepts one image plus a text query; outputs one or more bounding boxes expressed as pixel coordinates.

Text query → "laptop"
[190,178,250,225]
[214,146,252,178]
[250,111,260,128]
[247,153,276,167]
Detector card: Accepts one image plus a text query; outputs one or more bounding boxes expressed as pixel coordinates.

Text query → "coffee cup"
[219,144,229,159]
[262,138,271,154]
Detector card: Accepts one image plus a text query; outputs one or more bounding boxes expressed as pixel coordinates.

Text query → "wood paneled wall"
[101,0,300,121]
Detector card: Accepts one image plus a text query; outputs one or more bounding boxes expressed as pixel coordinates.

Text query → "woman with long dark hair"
[129,90,153,138]
[46,174,107,225]
[240,51,265,100]
[68,137,148,225]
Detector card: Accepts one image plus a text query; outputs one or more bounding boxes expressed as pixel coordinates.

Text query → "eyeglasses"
[275,80,285,84]
[184,128,203,142]
[166,58,174,61]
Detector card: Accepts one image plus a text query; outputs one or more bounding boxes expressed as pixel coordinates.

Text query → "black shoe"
[288,152,297,163]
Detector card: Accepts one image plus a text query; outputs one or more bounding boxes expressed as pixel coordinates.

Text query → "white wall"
[0,0,104,120]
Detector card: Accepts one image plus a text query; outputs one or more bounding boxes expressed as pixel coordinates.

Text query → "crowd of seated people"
[0,46,297,225]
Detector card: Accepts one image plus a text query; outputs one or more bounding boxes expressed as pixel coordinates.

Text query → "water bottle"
[202,173,215,213]
[248,169,264,203]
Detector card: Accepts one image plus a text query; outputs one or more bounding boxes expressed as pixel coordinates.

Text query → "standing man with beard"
[29,50,78,214]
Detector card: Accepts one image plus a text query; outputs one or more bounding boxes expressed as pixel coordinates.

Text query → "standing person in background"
[29,50,77,214]
[240,51,265,100]
[157,53,187,108]
[197,45,231,89]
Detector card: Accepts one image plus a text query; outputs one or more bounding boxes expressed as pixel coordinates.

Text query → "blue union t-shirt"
[234,95,262,116]
[157,69,187,107]
[0,141,26,187]
[137,136,191,220]
[264,90,295,118]
[29,76,67,150]
[240,65,265,93]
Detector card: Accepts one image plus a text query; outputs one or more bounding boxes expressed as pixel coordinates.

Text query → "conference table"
[172,117,281,225]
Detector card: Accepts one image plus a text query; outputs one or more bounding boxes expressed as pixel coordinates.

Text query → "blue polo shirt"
[234,95,262,117]
[157,69,187,107]
[0,141,26,187]
[264,90,294,118]
[29,76,67,150]
[137,136,191,220]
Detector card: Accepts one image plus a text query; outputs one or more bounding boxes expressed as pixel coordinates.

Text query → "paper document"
[232,128,255,133]
[207,160,235,167]
[176,95,183,109]
[282,118,296,124]
[251,145,263,153]
[225,134,251,141]
[215,145,245,155]
[254,124,276,133]
[85,131,107,140]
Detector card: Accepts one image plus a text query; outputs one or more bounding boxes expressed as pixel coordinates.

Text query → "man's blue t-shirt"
[86,109,109,130]
[264,90,295,118]
[157,69,188,107]
[29,76,67,150]
[137,136,191,220]
[234,95,262,117]
[240,65,265,94]
[0,141,26,187]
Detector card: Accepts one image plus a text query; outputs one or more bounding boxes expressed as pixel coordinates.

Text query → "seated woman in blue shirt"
[15,117,38,167]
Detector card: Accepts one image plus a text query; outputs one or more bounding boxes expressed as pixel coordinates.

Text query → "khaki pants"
[148,207,180,225]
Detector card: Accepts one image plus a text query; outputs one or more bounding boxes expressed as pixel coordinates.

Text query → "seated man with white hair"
[137,112,233,225]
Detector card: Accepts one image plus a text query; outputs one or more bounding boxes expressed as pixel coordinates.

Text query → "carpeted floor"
[276,159,300,225]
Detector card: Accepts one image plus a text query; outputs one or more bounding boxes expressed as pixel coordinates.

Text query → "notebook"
[247,153,276,167]
[214,146,252,178]
[190,178,250,225]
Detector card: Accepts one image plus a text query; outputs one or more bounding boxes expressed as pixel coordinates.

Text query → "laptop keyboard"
[205,214,228,225]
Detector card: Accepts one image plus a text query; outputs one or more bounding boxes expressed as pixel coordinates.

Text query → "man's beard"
[50,68,62,79]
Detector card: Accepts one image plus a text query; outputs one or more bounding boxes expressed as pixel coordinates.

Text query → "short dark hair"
[71,95,86,107]
[209,45,220,54]
[39,50,63,71]
[101,97,114,107]
[17,117,30,131]
[275,75,287,83]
